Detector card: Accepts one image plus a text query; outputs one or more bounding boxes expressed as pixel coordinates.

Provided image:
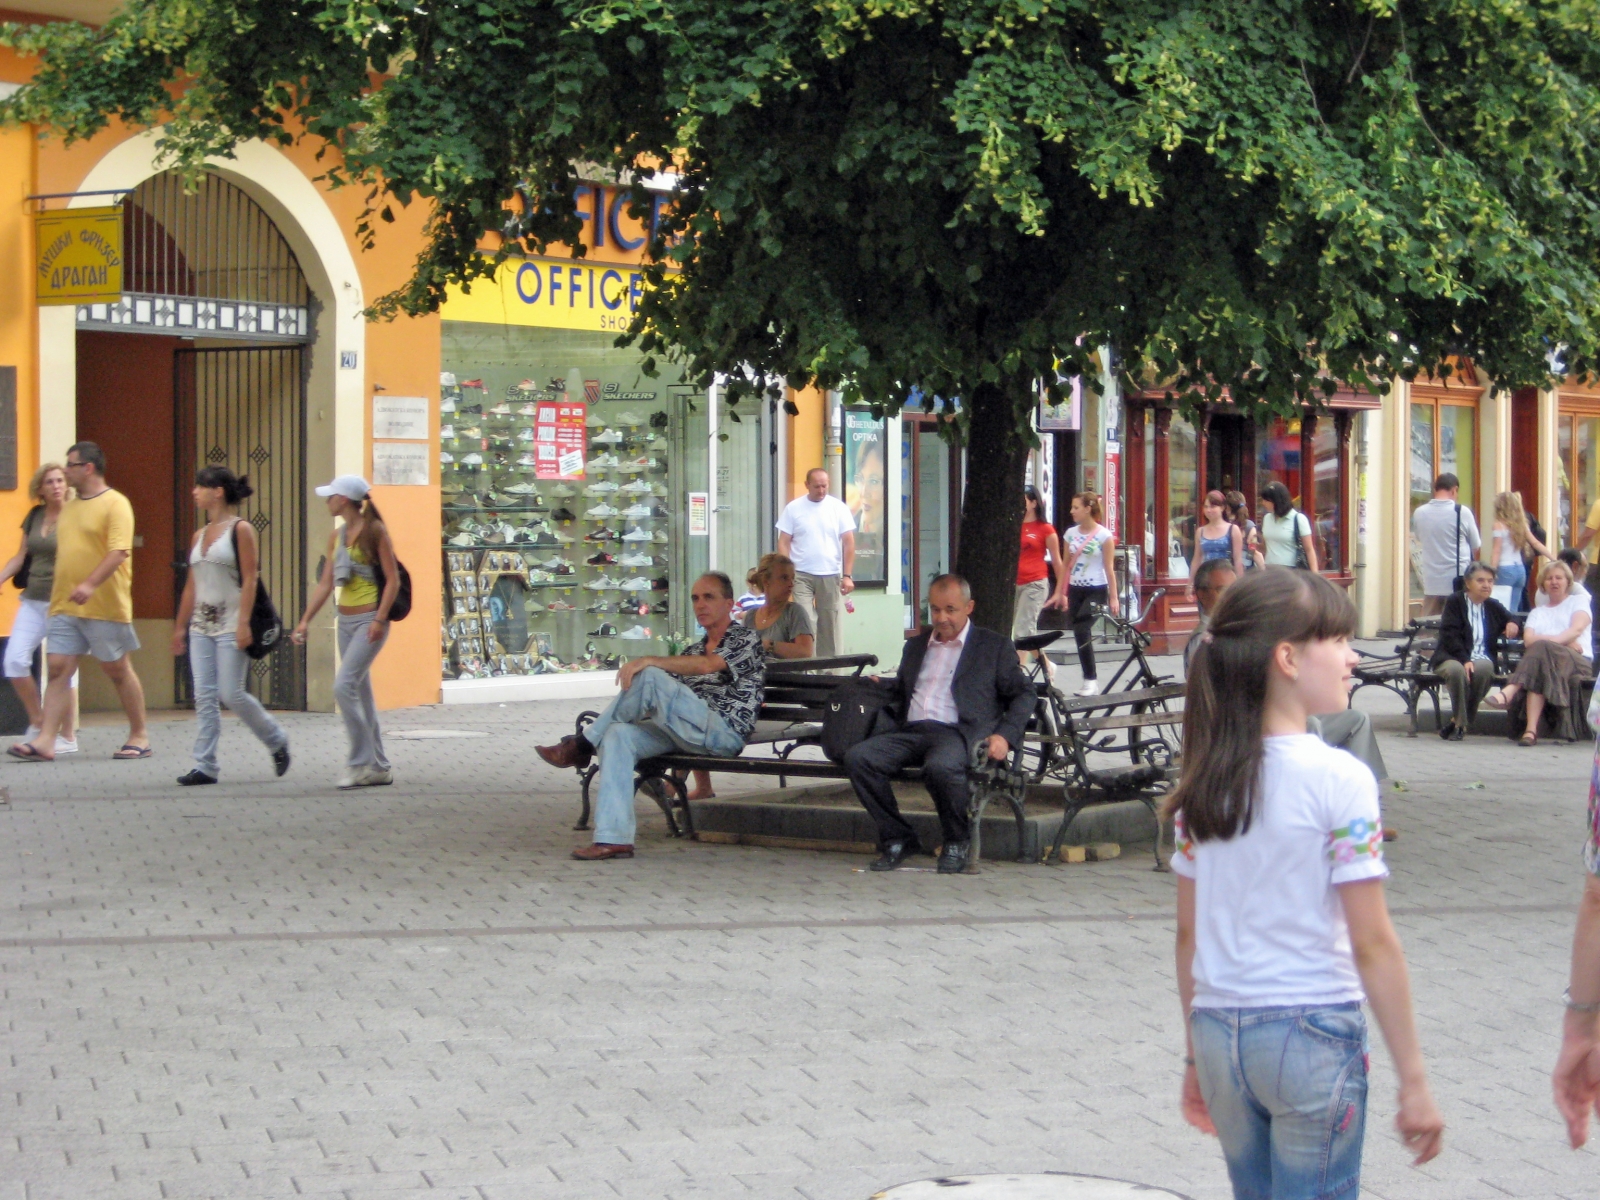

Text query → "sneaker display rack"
[439,371,675,680]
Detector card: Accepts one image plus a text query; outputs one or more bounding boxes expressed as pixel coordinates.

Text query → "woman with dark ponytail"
[291,475,400,788]
[171,466,290,784]
[1169,569,1442,1197]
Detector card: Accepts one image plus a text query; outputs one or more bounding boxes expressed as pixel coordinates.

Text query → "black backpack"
[821,678,896,763]
[228,522,284,660]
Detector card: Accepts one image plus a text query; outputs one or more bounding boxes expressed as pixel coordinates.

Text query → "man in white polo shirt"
[776,468,856,657]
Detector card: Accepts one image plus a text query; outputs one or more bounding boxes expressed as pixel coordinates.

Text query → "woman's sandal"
[1518,731,1538,748]
[6,742,51,762]
[1483,689,1509,710]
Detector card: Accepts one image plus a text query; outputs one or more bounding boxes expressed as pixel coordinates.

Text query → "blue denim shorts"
[1190,1002,1369,1200]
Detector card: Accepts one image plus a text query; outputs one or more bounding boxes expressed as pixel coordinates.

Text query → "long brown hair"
[1166,569,1358,841]
[352,494,388,566]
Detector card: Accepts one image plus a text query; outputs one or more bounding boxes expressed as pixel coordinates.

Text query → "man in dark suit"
[844,573,1037,874]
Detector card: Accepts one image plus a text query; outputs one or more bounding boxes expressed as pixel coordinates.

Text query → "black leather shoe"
[272,744,291,776]
[177,769,217,787]
[936,840,972,874]
[869,840,917,872]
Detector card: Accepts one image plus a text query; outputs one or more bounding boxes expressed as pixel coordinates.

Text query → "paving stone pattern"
[1,649,1596,1199]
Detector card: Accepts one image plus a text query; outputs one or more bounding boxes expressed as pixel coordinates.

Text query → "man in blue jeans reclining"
[536,571,765,860]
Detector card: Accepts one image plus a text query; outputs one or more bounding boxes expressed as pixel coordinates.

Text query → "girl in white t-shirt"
[1170,569,1443,1198]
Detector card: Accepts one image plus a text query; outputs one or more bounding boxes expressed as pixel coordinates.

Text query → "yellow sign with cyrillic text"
[35,206,123,305]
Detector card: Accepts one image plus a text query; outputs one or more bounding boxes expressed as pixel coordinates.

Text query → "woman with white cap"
[290,475,400,788]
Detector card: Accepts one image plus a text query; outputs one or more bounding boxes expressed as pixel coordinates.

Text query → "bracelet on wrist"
[1563,988,1600,1014]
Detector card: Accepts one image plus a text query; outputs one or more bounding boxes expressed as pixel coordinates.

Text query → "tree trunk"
[955,378,1033,635]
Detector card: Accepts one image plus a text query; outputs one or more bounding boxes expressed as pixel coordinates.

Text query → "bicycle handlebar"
[1088,587,1167,631]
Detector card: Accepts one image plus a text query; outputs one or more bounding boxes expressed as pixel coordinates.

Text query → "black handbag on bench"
[821,679,896,763]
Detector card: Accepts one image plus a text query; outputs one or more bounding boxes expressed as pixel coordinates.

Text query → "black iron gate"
[173,347,308,710]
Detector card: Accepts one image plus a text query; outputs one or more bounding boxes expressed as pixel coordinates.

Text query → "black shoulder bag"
[12,505,41,591]
[372,555,413,621]
[821,678,896,763]
[1450,503,1466,593]
[228,522,285,659]
[1290,509,1311,570]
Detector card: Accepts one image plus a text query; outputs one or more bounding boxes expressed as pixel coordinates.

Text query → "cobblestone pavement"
[1,649,1596,1199]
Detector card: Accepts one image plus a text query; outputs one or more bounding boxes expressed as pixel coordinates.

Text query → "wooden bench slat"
[1053,682,1186,712]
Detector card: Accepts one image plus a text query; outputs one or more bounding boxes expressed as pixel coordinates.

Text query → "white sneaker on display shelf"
[1074,680,1101,697]
[583,481,619,495]
[621,503,653,519]
[591,429,624,445]
[614,411,646,427]
[585,503,620,519]
[617,552,653,568]
[621,526,651,542]
[619,578,651,592]
[618,625,653,640]
[618,479,653,495]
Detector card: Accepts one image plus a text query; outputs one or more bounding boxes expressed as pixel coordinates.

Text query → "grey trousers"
[793,571,843,658]
[1437,657,1494,730]
[336,611,390,771]
[1308,708,1388,782]
[188,631,288,778]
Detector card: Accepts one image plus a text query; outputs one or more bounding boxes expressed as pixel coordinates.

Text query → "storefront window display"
[439,324,688,680]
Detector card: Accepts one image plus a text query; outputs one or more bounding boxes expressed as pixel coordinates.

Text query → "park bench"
[1023,681,1184,870]
[1351,616,1532,735]
[564,653,1035,870]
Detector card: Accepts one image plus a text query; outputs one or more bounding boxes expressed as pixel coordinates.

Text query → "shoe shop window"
[439,324,684,681]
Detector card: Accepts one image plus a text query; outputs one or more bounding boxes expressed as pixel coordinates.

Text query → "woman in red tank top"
[1015,485,1067,675]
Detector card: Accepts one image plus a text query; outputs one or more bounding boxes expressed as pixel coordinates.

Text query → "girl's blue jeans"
[1190,1002,1369,1200]
[1495,560,1527,598]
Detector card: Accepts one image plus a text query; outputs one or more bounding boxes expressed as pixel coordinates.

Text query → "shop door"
[173,347,308,710]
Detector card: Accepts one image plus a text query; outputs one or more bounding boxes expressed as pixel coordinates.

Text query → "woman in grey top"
[741,553,816,658]
[0,463,77,753]
[170,466,290,785]
[687,554,814,801]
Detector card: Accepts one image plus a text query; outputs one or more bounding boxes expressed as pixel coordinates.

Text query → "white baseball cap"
[314,474,371,501]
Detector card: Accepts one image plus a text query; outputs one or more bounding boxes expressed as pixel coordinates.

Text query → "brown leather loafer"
[537,734,594,770]
[571,842,634,860]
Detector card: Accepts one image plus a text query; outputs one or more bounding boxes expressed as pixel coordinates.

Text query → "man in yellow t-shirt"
[8,442,149,762]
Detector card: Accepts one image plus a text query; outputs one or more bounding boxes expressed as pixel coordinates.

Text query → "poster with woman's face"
[844,410,886,585]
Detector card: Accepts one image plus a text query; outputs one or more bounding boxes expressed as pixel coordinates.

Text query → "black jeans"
[844,720,971,848]
[1067,585,1108,680]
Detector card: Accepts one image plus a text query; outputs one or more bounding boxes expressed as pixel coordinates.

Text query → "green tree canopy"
[7,0,1600,626]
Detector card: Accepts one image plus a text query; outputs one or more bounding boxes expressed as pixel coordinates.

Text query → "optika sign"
[34,206,124,305]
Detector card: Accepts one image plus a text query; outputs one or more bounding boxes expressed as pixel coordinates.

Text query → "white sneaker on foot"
[54,737,79,755]
[337,769,362,789]
[1074,680,1101,697]
[359,766,393,786]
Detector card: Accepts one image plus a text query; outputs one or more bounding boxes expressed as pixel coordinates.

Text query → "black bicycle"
[1017,588,1176,782]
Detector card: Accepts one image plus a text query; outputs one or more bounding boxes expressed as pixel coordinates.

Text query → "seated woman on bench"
[1432,563,1518,741]
[687,553,815,801]
[1488,560,1593,746]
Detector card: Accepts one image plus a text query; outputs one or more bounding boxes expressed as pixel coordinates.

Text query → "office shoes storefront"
[434,204,778,702]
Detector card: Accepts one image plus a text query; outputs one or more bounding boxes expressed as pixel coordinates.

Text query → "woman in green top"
[0,464,77,753]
